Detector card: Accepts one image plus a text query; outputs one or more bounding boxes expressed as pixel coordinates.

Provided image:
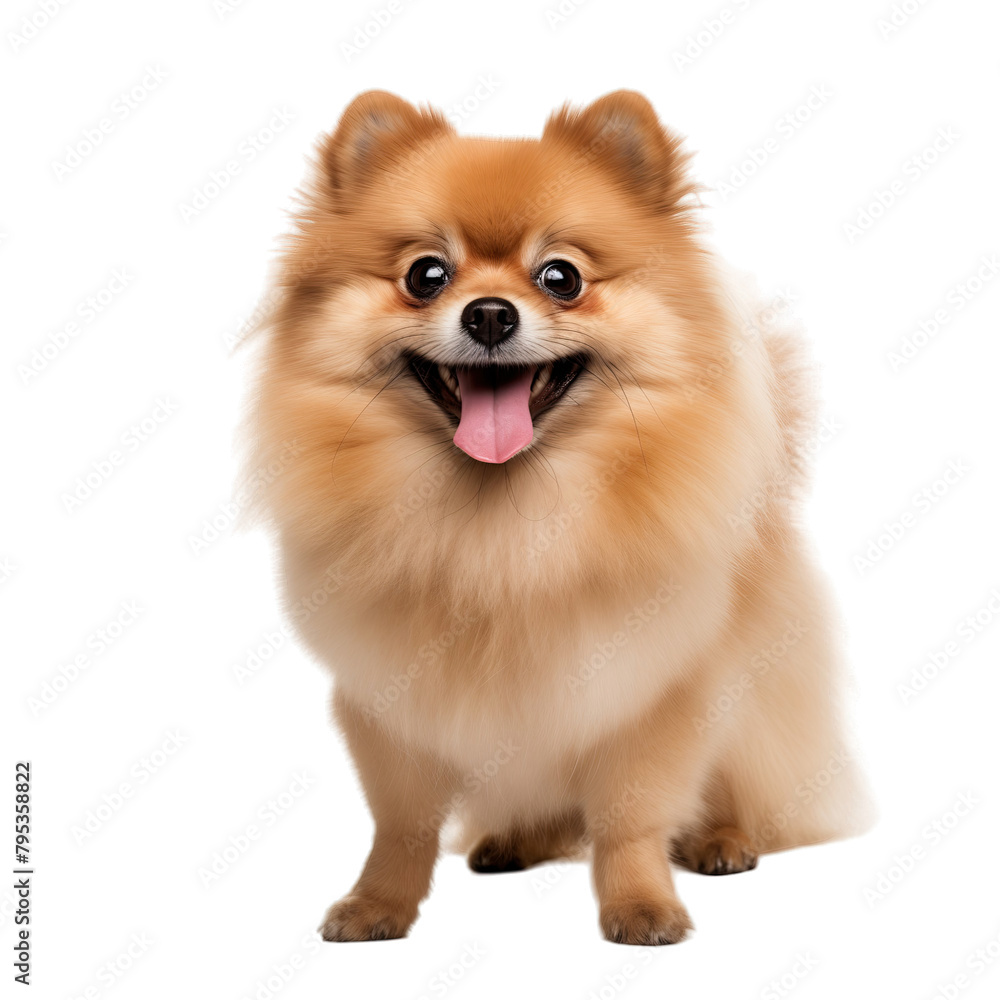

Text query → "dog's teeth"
[531,365,553,397]
[438,365,459,398]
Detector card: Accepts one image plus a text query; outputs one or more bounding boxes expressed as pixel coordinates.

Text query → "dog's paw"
[696,839,757,875]
[600,898,693,946]
[318,895,413,942]
[694,828,758,876]
[674,826,758,876]
[467,836,526,873]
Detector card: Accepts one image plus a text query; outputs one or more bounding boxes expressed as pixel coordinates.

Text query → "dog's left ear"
[543,91,694,212]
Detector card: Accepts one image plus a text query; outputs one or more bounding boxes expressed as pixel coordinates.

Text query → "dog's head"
[250,91,783,593]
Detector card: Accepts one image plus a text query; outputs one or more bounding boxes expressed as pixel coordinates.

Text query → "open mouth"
[407,354,586,463]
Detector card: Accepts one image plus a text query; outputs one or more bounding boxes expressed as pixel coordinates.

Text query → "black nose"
[461,297,519,349]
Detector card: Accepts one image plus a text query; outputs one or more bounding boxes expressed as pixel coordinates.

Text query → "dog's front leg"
[320,693,456,941]
[581,683,719,945]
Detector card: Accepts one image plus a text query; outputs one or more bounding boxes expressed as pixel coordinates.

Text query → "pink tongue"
[453,367,535,463]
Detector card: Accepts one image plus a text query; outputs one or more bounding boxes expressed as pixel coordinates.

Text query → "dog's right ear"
[318,91,452,199]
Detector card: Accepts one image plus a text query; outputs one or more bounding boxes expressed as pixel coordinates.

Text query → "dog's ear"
[543,90,694,212]
[318,91,452,198]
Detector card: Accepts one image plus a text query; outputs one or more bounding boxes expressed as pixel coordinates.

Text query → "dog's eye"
[537,260,581,300]
[406,257,450,298]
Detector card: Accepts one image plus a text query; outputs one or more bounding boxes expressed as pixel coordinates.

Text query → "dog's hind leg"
[467,809,586,873]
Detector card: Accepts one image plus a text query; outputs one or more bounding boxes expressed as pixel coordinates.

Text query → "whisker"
[601,359,650,478]
[330,363,409,478]
[521,446,561,519]
[346,328,425,389]
[605,357,664,428]
[434,458,486,525]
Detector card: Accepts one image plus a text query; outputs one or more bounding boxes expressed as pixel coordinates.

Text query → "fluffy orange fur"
[242,90,873,945]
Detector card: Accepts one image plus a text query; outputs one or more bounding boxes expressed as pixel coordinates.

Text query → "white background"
[3,0,1000,997]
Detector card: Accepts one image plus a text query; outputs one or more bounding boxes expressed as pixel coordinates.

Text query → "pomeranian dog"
[243,89,872,945]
